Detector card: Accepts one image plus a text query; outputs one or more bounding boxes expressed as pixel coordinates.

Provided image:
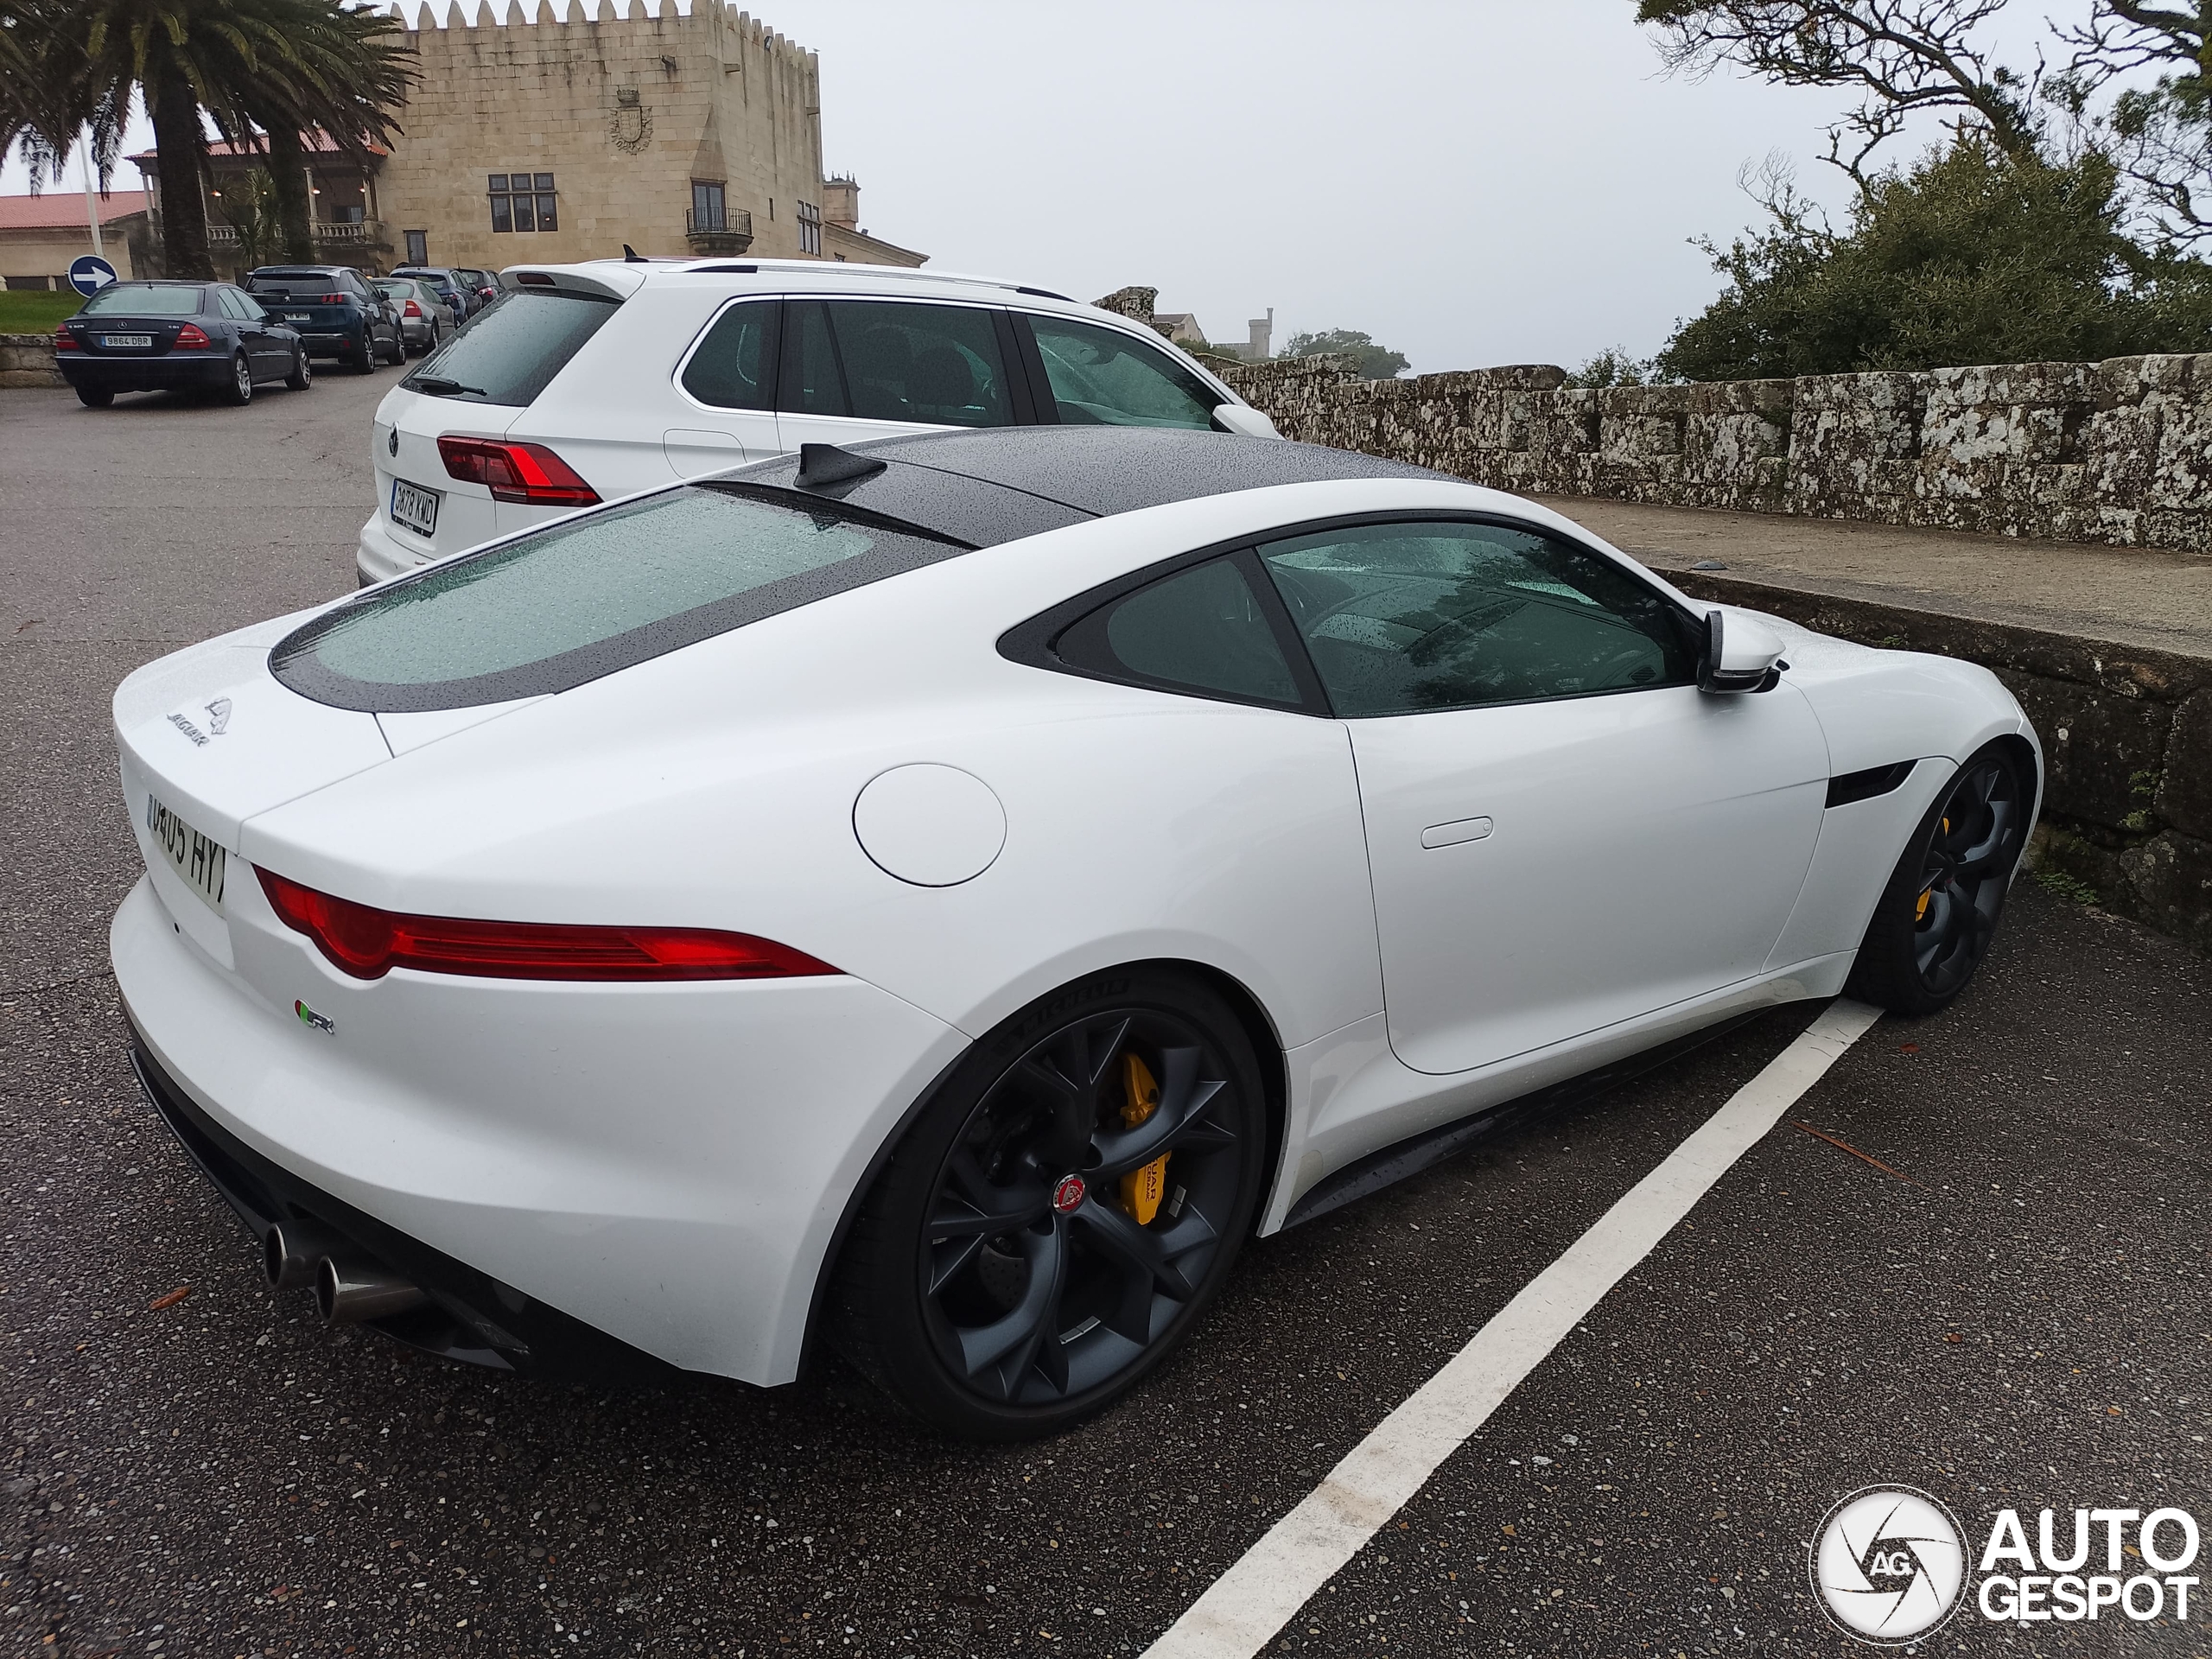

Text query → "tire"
[829,966,1267,1440]
[1844,743,2030,1016]
[285,349,311,391]
[74,385,114,409]
[353,333,376,374]
[382,329,406,366]
[223,352,253,406]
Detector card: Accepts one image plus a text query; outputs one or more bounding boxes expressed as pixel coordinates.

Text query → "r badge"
[295,1000,335,1034]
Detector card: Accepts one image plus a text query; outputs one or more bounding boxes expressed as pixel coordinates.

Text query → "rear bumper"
[298,329,367,359]
[111,874,967,1384]
[129,1035,652,1375]
[356,511,426,583]
[60,355,230,391]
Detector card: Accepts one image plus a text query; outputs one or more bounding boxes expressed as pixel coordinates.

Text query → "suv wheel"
[286,349,311,391]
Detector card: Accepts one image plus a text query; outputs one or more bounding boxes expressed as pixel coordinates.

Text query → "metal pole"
[81,128,105,263]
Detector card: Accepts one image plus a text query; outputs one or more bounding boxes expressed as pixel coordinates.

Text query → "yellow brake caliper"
[1119,1052,1170,1226]
[1918,817,1950,920]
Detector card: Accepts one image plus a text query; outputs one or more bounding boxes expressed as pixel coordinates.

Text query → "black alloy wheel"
[286,349,311,391]
[1846,743,2029,1015]
[830,968,1266,1440]
[353,332,376,374]
[382,328,406,366]
[224,352,254,406]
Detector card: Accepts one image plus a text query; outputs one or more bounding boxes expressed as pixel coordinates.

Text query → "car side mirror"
[1697,608,1785,694]
[1211,403,1281,439]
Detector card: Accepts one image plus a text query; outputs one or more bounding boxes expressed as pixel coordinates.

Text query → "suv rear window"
[270,486,969,711]
[400,289,618,407]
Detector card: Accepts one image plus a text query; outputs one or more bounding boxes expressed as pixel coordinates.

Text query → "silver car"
[374,277,455,356]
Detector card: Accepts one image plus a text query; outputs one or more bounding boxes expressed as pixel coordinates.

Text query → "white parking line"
[1141,998,1885,1659]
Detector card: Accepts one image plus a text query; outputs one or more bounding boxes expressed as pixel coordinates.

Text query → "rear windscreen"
[79,285,206,315]
[269,486,970,711]
[399,289,618,407]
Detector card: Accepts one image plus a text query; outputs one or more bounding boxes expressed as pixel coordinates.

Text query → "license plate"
[285,313,310,322]
[103,334,152,348]
[144,792,227,915]
[391,477,440,537]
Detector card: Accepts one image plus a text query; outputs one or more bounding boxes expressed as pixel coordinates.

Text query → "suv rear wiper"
[408,375,485,397]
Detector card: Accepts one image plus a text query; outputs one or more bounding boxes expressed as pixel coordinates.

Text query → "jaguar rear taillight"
[53,326,79,351]
[174,322,213,350]
[435,436,600,506]
[256,868,838,982]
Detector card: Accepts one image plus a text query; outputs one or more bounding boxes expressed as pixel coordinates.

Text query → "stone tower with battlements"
[372,0,882,270]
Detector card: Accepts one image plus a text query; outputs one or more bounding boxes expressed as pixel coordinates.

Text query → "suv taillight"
[174,323,212,349]
[319,292,346,305]
[436,436,600,506]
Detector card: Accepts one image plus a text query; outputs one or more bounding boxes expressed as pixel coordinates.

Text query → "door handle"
[1421,817,1493,849]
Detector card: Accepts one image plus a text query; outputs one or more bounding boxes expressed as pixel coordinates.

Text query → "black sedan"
[56,282,311,409]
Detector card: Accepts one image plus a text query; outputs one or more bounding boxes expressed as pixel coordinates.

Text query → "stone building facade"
[372,0,923,271]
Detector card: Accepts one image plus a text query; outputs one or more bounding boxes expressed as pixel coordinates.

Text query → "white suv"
[358,258,1281,584]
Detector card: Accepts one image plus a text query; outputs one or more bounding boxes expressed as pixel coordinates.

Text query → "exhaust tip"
[315,1255,428,1325]
[263,1219,336,1292]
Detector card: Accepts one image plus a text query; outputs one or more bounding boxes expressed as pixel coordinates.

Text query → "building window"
[798,199,822,255]
[404,229,429,264]
[489,172,557,233]
[690,181,727,232]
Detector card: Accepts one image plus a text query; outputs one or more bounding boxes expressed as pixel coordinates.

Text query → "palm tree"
[26,0,410,279]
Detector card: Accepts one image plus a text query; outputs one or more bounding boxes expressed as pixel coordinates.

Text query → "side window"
[216,288,250,320]
[1027,315,1220,429]
[1255,521,1696,717]
[1055,557,1300,707]
[779,300,848,416]
[682,300,781,410]
[826,301,1010,428]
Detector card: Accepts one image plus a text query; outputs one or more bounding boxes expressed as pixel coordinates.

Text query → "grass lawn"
[0,289,86,333]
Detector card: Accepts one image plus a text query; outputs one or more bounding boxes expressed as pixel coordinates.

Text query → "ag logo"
[1810,1486,1967,1644]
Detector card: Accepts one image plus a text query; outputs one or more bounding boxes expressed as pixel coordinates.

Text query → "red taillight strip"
[435,435,600,506]
[256,868,837,982]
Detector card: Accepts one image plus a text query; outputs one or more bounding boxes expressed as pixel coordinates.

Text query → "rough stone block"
[2116,830,2212,952]
[2000,674,2173,830]
[2155,690,2212,841]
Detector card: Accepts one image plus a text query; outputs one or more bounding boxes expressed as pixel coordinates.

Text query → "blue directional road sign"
[67,255,118,296]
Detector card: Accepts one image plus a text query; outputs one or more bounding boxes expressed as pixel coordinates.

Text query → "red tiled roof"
[127,135,386,163]
[0,190,149,230]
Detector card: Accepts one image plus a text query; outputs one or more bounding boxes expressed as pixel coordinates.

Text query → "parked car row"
[54,262,502,410]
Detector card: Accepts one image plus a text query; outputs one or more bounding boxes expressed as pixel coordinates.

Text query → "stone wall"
[1213,353,2212,553]
[0,334,62,389]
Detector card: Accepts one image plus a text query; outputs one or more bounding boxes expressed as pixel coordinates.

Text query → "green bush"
[1659,137,2212,380]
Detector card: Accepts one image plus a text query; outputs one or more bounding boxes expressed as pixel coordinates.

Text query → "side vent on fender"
[1825,760,1918,809]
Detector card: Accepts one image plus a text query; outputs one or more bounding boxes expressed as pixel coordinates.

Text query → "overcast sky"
[8,1,1965,372]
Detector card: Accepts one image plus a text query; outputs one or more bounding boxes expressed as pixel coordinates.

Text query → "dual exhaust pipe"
[263,1218,427,1324]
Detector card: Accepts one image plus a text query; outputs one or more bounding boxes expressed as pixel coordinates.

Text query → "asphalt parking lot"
[3,373,2207,1658]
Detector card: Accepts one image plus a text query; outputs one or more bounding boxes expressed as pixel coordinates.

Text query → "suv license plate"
[391,477,440,537]
[284,313,311,322]
[145,792,226,915]
[103,334,152,348]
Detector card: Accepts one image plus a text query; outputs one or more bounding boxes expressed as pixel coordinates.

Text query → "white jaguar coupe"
[111,428,2037,1438]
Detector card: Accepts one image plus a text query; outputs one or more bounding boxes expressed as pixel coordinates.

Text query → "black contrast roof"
[720,427,1452,549]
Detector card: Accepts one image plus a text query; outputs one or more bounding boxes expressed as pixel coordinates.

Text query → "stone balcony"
[684,208,754,256]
